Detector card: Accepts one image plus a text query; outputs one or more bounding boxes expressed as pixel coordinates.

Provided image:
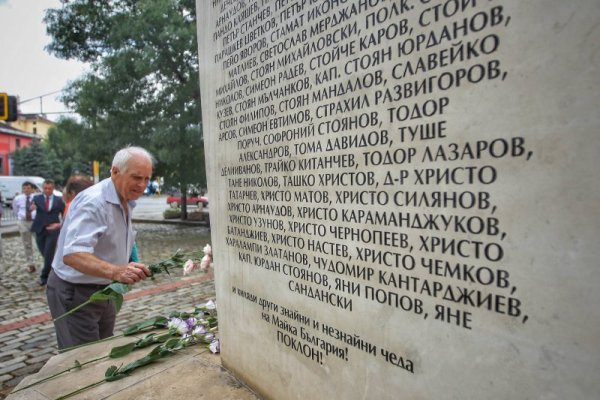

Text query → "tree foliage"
[11,142,64,183]
[45,117,96,179]
[44,0,205,197]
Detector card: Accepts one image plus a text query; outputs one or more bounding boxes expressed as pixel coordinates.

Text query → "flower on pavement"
[199,244,213,271]
[199,255,211,271]
[191,324,207,338]
[209,338,220,354]
[183,259,198,275]
[204,332,215,342]
[205,300,216,310]
[185,317,198,330]
[168,317,189,336]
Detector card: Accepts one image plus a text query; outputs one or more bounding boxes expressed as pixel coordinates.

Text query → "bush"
[188,211,205,221]
[163,208,181,219]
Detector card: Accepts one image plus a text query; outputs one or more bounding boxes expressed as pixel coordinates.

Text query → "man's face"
[111,156,152,202]
[42,183,54,196]
[22,185,33,196]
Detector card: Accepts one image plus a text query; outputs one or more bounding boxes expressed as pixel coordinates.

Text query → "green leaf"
[89,293,114,302]
[89,290,124,313]
[105,372,130,382]
[105,365,119,378]
[169,311,191,319]
[105,282,130,295]
[119,351,164,375]
[122,316,168,336]
[109,343,136,358]
[163,338,181,349]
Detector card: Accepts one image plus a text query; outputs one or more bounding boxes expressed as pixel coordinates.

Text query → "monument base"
[7,334,258,400]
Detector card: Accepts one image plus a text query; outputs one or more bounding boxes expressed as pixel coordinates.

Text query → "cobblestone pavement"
[0,222,214,399]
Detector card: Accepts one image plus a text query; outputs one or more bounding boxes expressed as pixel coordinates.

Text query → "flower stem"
[53,300,93,322]
[55,379,106,400]
[59,334,125,354]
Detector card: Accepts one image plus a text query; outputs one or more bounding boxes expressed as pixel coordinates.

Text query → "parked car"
[166,193,208,208]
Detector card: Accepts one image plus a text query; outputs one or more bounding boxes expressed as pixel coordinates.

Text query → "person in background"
[63,175,94,217]
[12,181,35,273]
[12,182,37,272]
[31,179,65,286]
[47,146,153,349]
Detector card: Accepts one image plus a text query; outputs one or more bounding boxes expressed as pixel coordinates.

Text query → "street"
[133,194,172,219]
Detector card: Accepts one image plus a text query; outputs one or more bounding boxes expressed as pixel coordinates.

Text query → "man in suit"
[31,179,65,286]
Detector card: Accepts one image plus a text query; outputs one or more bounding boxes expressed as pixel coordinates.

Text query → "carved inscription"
[210,0,531,369]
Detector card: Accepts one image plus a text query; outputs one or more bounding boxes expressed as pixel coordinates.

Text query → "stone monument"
[197,0,600,399]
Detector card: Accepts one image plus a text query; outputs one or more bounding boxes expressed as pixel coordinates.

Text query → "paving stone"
[24,354,53,365]
[9,363,45,378]
[2,375,25,388]
[0,332,16,340]
[19,339,49,351]
[3,337,29,346]
[27,348,56,358]
[0,356,27,369]
[0,362,26,376]
[0,344,21,353]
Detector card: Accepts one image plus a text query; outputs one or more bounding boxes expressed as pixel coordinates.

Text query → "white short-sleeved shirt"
[12,193,37,221]
[52,178,136,284]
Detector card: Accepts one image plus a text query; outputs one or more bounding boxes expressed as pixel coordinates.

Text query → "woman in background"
[63,176,93,217]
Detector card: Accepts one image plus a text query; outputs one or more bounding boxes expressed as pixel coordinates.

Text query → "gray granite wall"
[197,1,600,399]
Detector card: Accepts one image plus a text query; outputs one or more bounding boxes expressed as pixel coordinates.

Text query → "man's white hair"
[112,146,155,172]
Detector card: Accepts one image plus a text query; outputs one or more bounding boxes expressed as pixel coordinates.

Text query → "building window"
[16,139,21,148]
[33,127,37,134]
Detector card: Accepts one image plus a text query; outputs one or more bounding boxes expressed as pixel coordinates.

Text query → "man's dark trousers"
[34,229,60,284]
[31,194,65,285]
[46,271,116,349]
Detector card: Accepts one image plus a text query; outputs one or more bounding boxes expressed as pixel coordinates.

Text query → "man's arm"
[11,195,19,212]
[63,252,150,285]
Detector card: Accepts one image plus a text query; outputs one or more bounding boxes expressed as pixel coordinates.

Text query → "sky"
[0,0,87,120]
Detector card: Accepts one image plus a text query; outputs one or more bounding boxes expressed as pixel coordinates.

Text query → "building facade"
[9,113,55,138]
[0,121,37,175]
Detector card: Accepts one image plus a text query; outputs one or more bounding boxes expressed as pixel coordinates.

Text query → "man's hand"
[64,253,150,283]
[46,223,61,231]
[113,262,150,284]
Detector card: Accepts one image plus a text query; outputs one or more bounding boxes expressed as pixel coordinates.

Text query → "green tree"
[46,117,95,180]
[11,142,64,183]
[45,0,204,217]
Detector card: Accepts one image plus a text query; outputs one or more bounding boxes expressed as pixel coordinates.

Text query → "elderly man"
[47,146,153,349]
